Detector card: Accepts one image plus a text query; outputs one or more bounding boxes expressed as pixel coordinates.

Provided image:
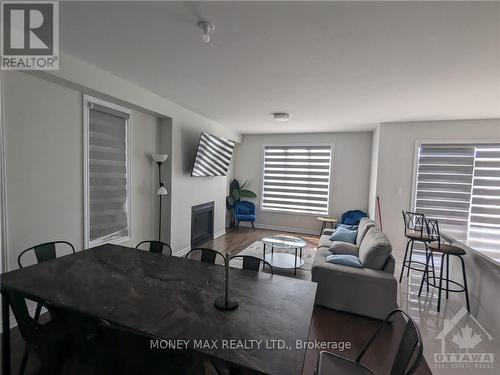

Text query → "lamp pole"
[158,161,162,241]
[152,154,168,242]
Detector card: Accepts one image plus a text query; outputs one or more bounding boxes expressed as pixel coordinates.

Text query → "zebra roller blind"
[261,145,332,215]
[88,102,129,246]
[415,143,500,262]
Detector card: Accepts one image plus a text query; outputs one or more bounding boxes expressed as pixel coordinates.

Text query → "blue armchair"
[234,201,256,230]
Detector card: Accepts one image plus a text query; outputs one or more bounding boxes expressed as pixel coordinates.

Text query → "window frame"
[259,143,334,217]
[411,139,500,265]
[83,95,132,249]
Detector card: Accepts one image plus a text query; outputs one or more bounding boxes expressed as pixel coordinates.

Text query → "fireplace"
[191,201,214,247]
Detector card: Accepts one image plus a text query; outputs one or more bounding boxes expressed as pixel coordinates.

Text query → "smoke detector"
[198,21,215,43]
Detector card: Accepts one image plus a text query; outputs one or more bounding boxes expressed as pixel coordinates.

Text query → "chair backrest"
[185,248,226,265]
[6,290,52,343]
[356,308,423,375]
[99,319,203,375]
[425,219,441,244]
[402,211,427,239]
[229,255,274,274]
[235,200,255,215]
[341,210,367,226]
[18,241,75,268]
[136,240,172,255]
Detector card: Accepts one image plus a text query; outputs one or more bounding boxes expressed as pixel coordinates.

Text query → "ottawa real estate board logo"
[434,307,495,370]
[1,1,59,70]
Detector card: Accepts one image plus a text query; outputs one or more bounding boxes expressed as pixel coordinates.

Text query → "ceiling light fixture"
[273,112,290,122]
[198,21,215,43]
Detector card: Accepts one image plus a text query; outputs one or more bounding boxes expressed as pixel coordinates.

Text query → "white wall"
[30,52,240,253]
[2,71,160,270]
[367,125,380,219]
[233,132,372,234]
[170,118,238,252]
[372,118,500,338]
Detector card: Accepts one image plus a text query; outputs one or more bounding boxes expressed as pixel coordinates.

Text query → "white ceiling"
[60,1,500,134]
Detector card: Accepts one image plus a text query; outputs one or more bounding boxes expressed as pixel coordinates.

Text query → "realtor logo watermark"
[434,307,495,370]
[1,0,59,70]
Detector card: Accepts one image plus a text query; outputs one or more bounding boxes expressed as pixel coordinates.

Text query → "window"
[261,145,332,215]
[414,143,500,262]
[84,96,131,248]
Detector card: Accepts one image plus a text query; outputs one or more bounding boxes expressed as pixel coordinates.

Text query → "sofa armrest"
[311,249,398,319]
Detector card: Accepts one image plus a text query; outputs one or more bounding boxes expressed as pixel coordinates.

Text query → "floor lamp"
[152,153,168,241]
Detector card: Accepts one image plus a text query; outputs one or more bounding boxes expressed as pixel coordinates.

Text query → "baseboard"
[174,245,191,257]
[238,222,319,236]
[214,229,226,239]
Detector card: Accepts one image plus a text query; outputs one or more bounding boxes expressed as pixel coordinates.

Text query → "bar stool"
[418,219,471,312]
[400,211,436,283]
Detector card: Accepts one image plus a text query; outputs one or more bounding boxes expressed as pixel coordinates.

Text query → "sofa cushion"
[329,227,357,244]
[356,218,376,246]
[326,254,363,268]
[328,242,359,256]
[358,227,392,270]
[318,234,333,249]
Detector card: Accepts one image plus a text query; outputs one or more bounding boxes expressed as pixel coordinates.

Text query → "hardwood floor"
[1,227,431,375]
[199,226,320,257]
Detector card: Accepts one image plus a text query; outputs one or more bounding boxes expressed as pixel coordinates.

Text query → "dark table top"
[1,244,317,375]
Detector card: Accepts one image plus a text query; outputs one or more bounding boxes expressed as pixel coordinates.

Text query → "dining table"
[1,244,317,375]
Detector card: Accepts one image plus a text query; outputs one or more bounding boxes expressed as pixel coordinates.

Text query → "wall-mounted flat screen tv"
[191,132,235,177]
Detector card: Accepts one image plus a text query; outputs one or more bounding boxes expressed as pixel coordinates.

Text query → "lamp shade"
[157,185,168,196]
[152,153,168,163]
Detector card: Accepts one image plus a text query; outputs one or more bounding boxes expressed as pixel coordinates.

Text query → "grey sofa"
[311,218,398,319]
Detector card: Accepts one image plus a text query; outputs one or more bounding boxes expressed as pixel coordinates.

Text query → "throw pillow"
[335,224,358,231]
[326,254,363,268]
[329,227,357,244]
[358,227,392,270]
[328,242,359,256]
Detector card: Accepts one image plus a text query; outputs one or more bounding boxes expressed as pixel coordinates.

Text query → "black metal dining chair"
[98,319,204,375]
[400,211,435,282]
[185,248,226,265]
[229,255,274,274]
[419,219,471,312]
[136,240,172,256]
[315,309,423,375]
[17,241,75,322]
[7,290,71,375]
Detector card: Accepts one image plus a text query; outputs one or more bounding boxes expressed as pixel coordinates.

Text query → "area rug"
[234,240,315,281]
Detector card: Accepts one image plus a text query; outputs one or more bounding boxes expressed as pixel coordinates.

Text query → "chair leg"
[19,345,30,375]
[459,255,471,313]
[399,239,411,282]
[418,249,431,297]
[437,254,445,312]
[406,240,415,277]
[445,254,450,300]
[251,221,255,231]
[236,221,240,230]
[33,303,42,322]
[431,252,436,286]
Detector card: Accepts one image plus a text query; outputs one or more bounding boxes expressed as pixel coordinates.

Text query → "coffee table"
[261,235,307,276]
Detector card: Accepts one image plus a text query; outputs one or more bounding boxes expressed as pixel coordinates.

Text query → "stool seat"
[405,229,431,241]
[427,242,466,255]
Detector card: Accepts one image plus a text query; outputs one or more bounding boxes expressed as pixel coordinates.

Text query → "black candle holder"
[215,253,239,311]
